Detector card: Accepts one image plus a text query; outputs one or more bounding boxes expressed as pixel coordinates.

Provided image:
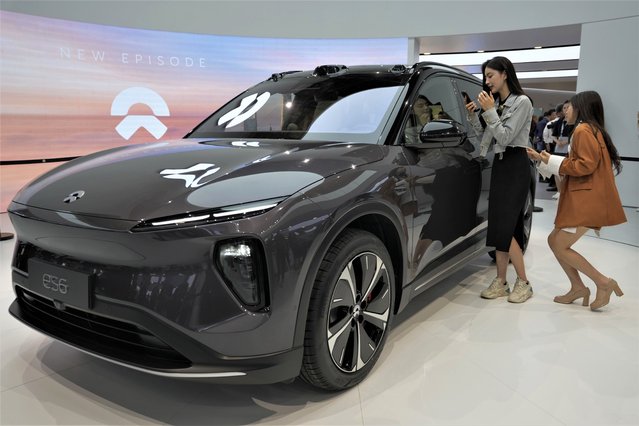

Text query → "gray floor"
[1,199,638,426]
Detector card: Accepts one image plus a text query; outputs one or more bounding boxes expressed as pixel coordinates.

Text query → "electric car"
[8,62,535,390]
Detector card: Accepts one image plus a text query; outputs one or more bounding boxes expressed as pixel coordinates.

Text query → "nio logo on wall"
[63,190,85,203]
[111,87,170,140]
[218,92,270,129]
[160,163,221,188]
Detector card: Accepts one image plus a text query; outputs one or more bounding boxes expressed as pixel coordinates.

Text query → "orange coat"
[555,123,626,228]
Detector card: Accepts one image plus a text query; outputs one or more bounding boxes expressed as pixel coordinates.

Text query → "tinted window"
[188,74,406,144]
[402,75,461,144]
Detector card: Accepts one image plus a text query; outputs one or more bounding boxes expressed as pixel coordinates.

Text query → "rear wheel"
[301,229,394,390]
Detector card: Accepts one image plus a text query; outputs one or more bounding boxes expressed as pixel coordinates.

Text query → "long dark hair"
[482,56,528,103]
[570,91,622,174]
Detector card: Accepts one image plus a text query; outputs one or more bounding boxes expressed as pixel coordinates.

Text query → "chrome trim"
[213,203,278,218]
[151,213,211,226]
[51,339,247,378]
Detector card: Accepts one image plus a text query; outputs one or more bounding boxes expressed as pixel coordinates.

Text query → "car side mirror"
[416,120,467,148]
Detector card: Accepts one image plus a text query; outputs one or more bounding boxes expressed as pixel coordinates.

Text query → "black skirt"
[487,147,531,252]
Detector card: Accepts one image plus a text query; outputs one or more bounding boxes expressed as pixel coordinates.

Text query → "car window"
[305,87,402,135]
[455,77,483,123]
[188,75,406,144]
[402,76,461,144]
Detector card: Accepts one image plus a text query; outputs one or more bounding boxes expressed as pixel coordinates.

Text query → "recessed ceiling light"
[534,46,543,49]
[477,50,485,53]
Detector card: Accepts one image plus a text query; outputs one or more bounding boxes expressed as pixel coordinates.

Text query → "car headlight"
[215,238,269,310]
[131,197,286,232]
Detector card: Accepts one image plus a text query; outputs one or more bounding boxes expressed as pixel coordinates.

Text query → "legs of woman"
[548,227,622,308]
[495,250,508,282]
[548,227,607,285]
[508,237,527,281]
[494,237,527,281]
[547,228,591,305]
[484,238,531,302]
[548,228,588,289]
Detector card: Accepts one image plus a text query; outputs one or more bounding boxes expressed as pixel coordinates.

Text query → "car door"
[453,76,492,226]
[400,73,483,279]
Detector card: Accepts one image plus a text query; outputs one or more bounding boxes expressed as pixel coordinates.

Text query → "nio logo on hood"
[160,163,221,188]
[63,190,85,203]
[111,87,170,140]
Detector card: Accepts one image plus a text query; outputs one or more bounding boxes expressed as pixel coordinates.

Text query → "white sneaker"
[508,277,533,303]
[480,277,510,299]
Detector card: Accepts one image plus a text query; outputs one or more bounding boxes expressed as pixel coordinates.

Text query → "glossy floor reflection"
[1,199,638,426]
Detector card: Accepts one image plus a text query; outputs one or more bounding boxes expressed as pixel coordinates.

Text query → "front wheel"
[301,229,395,390]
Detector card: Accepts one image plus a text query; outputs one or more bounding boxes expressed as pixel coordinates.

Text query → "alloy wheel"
[326,252,391,373]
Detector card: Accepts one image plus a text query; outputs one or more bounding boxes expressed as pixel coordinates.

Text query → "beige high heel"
[590,279,623,311]
[554,287,591,306]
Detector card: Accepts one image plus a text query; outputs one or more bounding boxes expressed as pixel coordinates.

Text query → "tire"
[488,188,534,260]
[301,229,395,391]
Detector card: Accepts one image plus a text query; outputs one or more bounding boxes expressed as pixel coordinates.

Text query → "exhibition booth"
[0,2,637,425]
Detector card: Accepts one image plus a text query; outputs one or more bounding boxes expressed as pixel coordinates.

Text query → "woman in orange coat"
[527,91,626,311]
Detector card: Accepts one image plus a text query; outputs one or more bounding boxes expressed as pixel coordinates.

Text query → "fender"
[291,197,408,349]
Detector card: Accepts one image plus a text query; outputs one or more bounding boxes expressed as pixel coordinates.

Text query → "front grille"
[15,286,191,370]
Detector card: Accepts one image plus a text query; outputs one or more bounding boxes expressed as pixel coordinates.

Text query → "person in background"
[527,91,626,311]
[530,115,538,143]
[552,100,574,156]
[534,110,551,152]
[404,94,433,143]
[545,103,565,191]
[466,56,534,303]
[543,107,559,153]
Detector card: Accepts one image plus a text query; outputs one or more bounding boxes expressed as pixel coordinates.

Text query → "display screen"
[0,11,408,211]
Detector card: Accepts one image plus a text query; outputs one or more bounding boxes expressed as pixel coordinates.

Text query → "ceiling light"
[420,45,580,66]
[472,69,578,79]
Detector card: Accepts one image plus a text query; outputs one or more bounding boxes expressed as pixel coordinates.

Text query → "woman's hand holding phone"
[477,91,495,111]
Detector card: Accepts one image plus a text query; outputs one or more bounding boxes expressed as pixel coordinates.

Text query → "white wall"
[578,16,639,207]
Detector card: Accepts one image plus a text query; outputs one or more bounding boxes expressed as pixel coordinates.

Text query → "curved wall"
[2,0,638,211]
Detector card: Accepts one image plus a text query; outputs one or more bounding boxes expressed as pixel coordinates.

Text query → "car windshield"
[187,73,407,144]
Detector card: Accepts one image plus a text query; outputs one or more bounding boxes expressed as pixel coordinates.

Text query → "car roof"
[266,62,478,82]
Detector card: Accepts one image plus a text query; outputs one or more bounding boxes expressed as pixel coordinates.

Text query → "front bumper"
[9,281,302,383]
[6,198,328,384]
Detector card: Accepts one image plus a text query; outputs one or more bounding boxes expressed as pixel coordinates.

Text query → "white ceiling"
[416,25,582,92]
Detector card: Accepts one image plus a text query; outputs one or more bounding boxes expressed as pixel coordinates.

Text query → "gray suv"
[8,62,534,390]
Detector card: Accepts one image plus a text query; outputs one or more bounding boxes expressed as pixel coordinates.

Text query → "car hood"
[11,139,384,221]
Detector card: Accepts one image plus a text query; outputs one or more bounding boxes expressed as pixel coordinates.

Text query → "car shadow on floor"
[42,345,342,425]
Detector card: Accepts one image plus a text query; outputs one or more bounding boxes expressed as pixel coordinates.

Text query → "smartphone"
[462,92,479,112]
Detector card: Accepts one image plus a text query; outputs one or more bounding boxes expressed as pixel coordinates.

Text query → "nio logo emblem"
[63,190,85,203]
[160,163,220,188]
[111,87,170,140]
[218,92,270,129]
[42,273,68,294]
